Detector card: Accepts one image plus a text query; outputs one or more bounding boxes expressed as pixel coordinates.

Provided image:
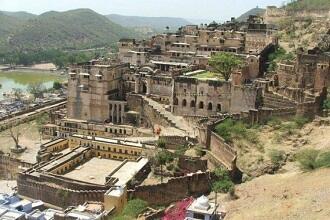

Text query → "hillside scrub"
[295,149,330,171]
[285,0,330,11]
[267,46,295,71]
[268,149,286,167]
[113,199,148,220]
[215,119,259,144]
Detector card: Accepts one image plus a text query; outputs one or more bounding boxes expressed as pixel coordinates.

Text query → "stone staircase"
[263,92,297,116]
[141,96,195,137]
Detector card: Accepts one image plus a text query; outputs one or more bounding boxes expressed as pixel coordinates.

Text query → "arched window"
[217,104,222,112]
[190,100,196,107]
[182,99,187,107]
[208,103,213,111]
[199,101,204,109]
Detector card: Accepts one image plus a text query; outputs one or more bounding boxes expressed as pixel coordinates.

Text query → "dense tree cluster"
[0,49,101,68]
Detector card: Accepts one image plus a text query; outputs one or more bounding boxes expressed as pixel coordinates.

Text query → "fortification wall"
[230,86,258,114]
[0,155,32,180]
[128,172,210,206]
[17,173,107,208]
[209,132,237,171]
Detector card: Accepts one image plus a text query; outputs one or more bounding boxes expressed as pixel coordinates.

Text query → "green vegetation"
[113,199,148,220]
[285,0,330,11]
[53,81,63,90]
[295,149,330,171]
[267,47,295,72]
[0,49,99,68]
[268,149,286,167]
[174,145,188,157]
[323,98,330,110]
[27,83,46,99]
[209,52,243,81]
[215,119,259,144]
[269,116,309,143]
[156,139,166,149]
[212,167,235,194]
[0,9,136,54]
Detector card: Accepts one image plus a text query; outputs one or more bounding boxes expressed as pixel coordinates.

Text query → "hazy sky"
[0,0,286,20]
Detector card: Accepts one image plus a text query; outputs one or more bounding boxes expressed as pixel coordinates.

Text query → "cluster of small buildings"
[0,193,109,220]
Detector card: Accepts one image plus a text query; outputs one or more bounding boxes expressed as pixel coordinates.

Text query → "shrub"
[212,179,234,193]
[53,81,62,90]
[268,149,286,166]
[293,116,309,128]
[174,145,187,157]
[157,139,166,149]
[295,149,320,171]
[267,117,282,128]
[316,151,330,168]
[212,167,235,193]
[155,150,174,166]
[121,199,148,217]
[323,98,330,110]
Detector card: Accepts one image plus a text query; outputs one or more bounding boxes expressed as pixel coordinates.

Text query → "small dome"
[194,195,210,210]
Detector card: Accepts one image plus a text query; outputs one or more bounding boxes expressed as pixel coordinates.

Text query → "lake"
[0,71,65,100]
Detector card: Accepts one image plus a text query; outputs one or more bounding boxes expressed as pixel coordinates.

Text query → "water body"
[0,71,65,100]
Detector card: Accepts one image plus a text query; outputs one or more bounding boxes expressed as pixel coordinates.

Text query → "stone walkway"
[142,96,196,137]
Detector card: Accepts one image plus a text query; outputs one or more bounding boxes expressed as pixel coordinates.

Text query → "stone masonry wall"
[0,155,32,180]
[17,173,107,208]
[128,172,210,206]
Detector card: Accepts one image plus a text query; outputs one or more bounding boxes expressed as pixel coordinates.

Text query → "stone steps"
[142,96,194,137]
[263,92,297,110]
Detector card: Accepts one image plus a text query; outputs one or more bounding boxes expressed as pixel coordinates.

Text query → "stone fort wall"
[0,155,32,180]
[128,172,210,206]
[17,173,107,208]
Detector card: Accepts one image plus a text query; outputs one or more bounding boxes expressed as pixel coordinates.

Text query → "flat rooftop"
[112,158,149,186]
[63,158,122,185]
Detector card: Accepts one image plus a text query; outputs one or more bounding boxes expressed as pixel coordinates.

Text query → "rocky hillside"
[264,0,330,52]
[0,9,136,52]
[213,117,330,219]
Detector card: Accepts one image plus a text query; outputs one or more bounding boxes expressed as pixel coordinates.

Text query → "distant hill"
[106,14,191,31]
[0,9,137,52]
[236,7,266,22]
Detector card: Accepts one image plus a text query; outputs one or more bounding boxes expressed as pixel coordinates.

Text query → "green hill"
[106,14,191,31]
[0,9,136,52]
[1,11,37,20]
[236,7,266,22]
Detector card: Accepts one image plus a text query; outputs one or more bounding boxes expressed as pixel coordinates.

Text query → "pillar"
[146,75,151,95]
[134,74,140,94]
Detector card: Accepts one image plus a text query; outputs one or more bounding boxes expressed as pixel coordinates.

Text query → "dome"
[194,195,210,210]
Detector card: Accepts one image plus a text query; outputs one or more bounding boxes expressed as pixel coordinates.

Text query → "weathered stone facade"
[67,61,129,122]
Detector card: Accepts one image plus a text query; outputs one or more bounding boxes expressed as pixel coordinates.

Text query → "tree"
[36,113,49,143]
[9,126,21,150]
[212,167,235,203]
[53,81,63,90]
[157,139,166,149]
[12,88,24,101]
[27,83,46,99]
[155,150,173,183]
[209,52,243,81]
